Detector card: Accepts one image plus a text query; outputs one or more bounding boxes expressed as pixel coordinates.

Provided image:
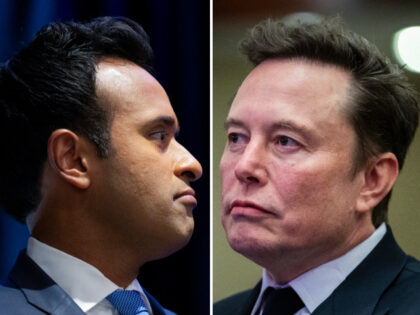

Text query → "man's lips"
[174,188,197,205]
[230,200,275,217]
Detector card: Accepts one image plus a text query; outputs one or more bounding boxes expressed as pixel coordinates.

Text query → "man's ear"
[47,129,91,189]
[356,152,399,213]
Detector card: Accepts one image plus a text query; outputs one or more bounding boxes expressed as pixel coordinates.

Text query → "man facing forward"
[0,17,202,314]
[215,18,420,315]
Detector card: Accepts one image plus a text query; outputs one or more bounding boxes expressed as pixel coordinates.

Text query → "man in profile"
[0,17,202,314]
[215,18,420,314]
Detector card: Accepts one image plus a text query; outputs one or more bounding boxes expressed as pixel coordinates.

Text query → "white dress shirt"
[27,237,154,315]
[252,223,387,315]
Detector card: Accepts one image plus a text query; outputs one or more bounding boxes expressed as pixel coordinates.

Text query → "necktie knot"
[106,289,150,315]
[262,287,304,315]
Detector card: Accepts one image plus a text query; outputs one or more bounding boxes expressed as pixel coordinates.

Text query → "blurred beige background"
[213,0,420,303]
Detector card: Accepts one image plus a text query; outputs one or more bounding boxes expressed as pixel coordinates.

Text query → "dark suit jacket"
[214,227,420,315]
[0,251,175,315]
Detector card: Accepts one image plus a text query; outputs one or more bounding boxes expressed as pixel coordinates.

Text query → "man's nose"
[173,141,203,182]
[234,140,268,185]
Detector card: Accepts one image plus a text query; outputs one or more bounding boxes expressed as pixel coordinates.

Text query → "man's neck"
[32,206,145,288]
[263,222,376,284]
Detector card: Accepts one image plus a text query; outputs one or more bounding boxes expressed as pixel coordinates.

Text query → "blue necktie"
[106,289,150,315]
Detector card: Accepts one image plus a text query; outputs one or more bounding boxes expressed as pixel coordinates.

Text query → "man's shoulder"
[386,254,420,292]
[0,282,44,314]
[0,278,22,299]
[327,228,420,314]
[401,255,420,275]
[0,281,22,300]
[376,255,420,313]
[214,288,254,314]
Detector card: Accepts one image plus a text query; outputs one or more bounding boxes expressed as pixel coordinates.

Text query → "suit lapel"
[237,281,262,315]
[144,289,176,315]
[8,251,85,315]
[313,226,406,315]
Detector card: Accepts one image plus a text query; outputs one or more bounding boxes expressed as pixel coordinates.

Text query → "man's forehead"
[95,57,174,116]
[224,58,356,143]
[95,57,158,97]
[242,58,352,92]
[231,58,352,115]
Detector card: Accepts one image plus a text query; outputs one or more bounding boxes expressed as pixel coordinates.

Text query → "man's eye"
[276,135,299,147]
[228,133,245,144]
[226,132,248,153]
[150,131,168,141]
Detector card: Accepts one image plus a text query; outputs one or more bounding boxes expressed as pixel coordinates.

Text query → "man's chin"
[226,229,291,265]
[173,224,194,251]
[228,234,268,259]
[152,223,194,260]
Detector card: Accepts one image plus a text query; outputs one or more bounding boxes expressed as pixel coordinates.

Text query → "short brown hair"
[240,17,419,227]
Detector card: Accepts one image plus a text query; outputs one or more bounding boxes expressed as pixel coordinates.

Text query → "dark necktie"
[106,289,150,315]
[261,287,304,315]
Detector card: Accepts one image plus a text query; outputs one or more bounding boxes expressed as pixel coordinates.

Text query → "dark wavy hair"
[240,17,419,227]
[0,16,153,222]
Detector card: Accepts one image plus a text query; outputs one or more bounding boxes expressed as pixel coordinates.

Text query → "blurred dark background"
[0,1,209,314]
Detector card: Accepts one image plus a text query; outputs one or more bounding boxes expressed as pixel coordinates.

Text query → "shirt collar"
[26,237,147,313]
[253,223,386,314]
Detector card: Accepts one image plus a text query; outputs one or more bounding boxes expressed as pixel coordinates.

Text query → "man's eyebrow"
[145,115,180,134]
[270,120,311,135]
[224,117,314,139]
[270,120,317,142]
[224,118,246,130]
